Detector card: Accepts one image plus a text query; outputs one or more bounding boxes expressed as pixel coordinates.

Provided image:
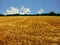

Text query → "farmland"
[0,16,60,45]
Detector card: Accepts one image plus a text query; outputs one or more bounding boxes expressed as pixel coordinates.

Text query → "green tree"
[49,11,56,16]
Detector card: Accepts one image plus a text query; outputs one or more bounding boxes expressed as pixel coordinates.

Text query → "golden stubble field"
[0,16,60,45]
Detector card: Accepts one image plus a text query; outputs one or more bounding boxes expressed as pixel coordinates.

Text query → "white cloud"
[4,6,31,15]
[37,9,44,14]
[20,6,31,14]
[5,7,19,14]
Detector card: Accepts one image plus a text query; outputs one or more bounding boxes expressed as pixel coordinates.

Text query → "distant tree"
[49,11,56,16]
[14,14,20,16]
[6,14,20,16]
[0,14,4,16]
[56,13,60,16]
[37,13,40,15]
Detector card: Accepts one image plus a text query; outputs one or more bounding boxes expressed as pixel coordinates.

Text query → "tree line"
[38,11,60,16]
[0,11,60,16]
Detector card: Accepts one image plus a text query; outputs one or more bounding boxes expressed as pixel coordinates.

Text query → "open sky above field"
[0,0,60,14]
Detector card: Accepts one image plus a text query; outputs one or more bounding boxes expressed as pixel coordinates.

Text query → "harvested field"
[0,16,60,45]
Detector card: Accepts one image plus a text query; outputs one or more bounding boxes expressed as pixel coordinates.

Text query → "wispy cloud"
[4,6,31,15]
[5,7,19,15]
[4,6,44,15]
[37,9,44,14]
[20,6,31,14]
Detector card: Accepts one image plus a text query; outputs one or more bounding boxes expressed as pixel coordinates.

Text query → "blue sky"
[0,0,60,14]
